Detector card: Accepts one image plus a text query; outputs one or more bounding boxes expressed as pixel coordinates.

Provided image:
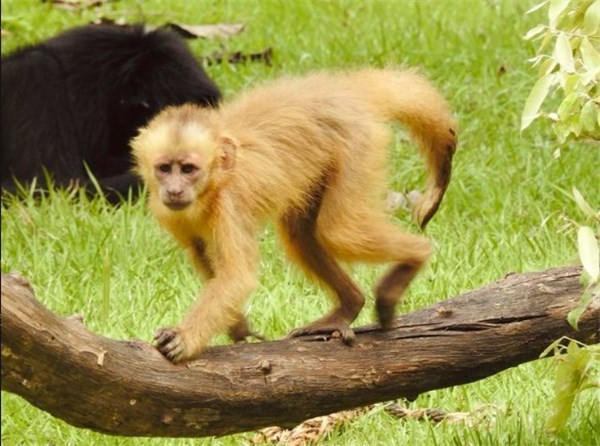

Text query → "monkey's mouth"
[164,200,192,211]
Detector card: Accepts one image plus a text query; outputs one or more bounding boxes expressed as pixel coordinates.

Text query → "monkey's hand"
[154,327,203,363]
[287,321,355,345]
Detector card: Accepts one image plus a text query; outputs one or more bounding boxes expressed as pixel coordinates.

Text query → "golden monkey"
[132,68,457,363]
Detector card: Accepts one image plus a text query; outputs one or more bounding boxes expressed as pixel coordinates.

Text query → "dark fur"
[1,24,221,203]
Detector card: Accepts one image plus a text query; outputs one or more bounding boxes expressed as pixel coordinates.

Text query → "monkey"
[132,68,457,363]
[1,24,221,204]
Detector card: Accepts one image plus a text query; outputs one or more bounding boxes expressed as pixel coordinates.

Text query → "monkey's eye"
[181,164,198,175]
[157,164,172,174]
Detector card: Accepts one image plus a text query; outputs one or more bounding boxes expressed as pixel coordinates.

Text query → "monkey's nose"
[167,189,183,198]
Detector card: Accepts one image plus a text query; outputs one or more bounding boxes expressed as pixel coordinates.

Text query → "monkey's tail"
[350,68,457,228]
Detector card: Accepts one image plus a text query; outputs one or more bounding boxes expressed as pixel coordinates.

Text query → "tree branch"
[1,266,598,437]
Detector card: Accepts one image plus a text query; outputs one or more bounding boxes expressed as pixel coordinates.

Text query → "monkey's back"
[215,72,393,214]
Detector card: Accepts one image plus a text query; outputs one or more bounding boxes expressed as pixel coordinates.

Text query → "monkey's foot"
[287,322,355,345]
[228,319,266,343]
[154,327,199,363]
[376,301,396,330]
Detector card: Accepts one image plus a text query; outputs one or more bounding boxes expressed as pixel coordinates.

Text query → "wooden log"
[1,266,598,437]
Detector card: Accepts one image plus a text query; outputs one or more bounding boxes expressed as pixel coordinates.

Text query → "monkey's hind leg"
[375,261,423,329]
[319,216,431,330]
[278,212,365,345]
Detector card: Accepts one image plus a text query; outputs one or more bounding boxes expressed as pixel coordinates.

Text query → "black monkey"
[1,24,221,203]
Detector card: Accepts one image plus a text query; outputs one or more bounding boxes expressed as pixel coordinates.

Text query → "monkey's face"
[131,104,238,212]
[153,153,206,211]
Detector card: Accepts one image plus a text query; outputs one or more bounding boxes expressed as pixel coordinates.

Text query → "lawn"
[1,0,598,445]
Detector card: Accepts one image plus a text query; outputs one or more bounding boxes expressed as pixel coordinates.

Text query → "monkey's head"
[131,104,236,212]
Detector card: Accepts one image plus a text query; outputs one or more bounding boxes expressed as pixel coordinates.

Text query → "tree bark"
[1,266,598,438]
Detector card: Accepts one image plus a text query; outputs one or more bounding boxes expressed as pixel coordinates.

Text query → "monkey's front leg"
[154,273,258,363]
[155,225,260,363]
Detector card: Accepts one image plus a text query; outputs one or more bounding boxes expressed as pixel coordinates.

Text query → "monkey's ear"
[218,136,238,171]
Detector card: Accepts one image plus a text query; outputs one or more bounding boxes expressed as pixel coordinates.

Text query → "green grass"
[1,0,599,445]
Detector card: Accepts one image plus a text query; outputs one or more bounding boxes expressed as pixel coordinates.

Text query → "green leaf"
[537,30,555,54]
[549,0,571,28]
[567,289,593,330]
[578,226,600,281]
[538,57,559,76]
[583,0,600,34]
[556,93,583,139]
[573,187,597,218]
[529,54,544,65]
[521,73,555,130]
[557,92,582,121]
[580,69,600,86]
[579,37,600,72]
[546,341,591,434]
[527,0,551,15]
[554,120,571,142]
[554,33,575,72]
[562,73,581,95]
[580,100,599,134]
[540,337,567,358]
[524,24,547,40]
